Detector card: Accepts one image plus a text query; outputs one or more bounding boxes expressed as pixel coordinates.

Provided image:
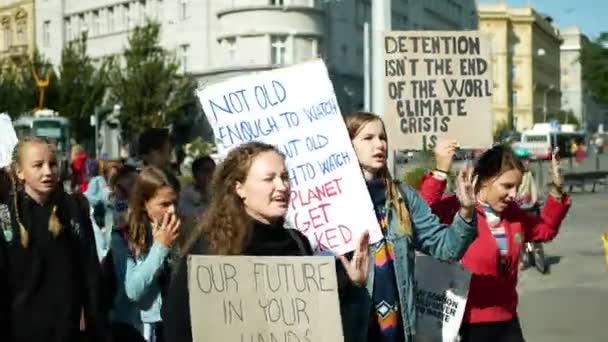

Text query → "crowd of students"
[0,112,570,342]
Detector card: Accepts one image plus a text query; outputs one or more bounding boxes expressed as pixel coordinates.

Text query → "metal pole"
[371,0,392,171]
[363,21,370,112]
[94,108,99,159]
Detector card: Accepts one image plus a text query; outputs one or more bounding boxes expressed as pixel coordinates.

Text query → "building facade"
[479,3,562,132]
[35,0,477,116]
[0,0,35,63]
[560,27,607,132]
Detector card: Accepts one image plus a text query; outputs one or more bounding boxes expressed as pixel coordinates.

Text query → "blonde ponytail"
[383,169,412,236]
[9,171,29,247]
[48,205,63,237]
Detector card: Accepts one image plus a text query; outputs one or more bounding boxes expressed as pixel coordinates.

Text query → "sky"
[479,0,608,39]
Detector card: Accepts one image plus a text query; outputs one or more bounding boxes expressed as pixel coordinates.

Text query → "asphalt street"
[517,190,608,342]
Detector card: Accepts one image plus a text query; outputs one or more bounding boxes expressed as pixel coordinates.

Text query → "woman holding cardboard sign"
[342,112,478,342]
[162,141,370,342]
[420,144,570,342]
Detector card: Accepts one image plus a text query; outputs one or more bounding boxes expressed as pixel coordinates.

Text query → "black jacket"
[0,189,109,342]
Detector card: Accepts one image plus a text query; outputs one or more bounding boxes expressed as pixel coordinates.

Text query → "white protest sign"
[0,114,18,168]
[384,31,493,150]
[197,59,382,254]
[188,255,344,342]
[415,255,471,342]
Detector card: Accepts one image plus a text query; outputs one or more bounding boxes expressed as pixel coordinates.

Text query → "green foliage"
[107,20,198,140]
[58,34,109,143]
[403,167,431,190]
[0,52,60,118]
[546,109,580,128]
[580,33,608,103]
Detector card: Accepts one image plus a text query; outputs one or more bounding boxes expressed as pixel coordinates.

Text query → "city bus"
[13,109,71,178]
[515,124,586,160]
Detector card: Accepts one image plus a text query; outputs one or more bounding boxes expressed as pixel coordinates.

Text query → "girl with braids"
[419,145,570,342]
[342,112,478,342]
[162,142,370,342]
[110,166,180,342]
[0,137,108,342]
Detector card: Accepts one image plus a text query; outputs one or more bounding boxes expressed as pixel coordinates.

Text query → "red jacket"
[419,174,571,324]
[71,152,89,193]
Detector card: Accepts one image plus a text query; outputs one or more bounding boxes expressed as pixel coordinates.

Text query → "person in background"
[85,160,122,261]
[162,142,370,342]
[110,167,180,342]
[513,148,538,210]
[178,156,216,244]
[0,137,108,342]
[420,145,570,342]
[70,144,89,193]
[343,112,478,342]
[138,128,181,194]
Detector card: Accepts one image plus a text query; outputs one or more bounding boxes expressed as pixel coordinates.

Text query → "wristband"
[432,169,448,181]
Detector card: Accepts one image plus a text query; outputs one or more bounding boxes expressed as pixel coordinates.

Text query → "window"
[122,4,130,28]
[180,44,189,72]
[308,37,318,58]
[270,0,284,5]
[138,0,146,25]
[107,8,114,32]
[43,20,51,46]
[179,0,188,20]
[16,23,25,44]
[2,25,11,50]
[225,38,236,61]
[64,18,72,41]
[156,0,163,19]
[271,35,287,65]
[511,90,518,106]
[92,11,100,35]
[78,13,85,34]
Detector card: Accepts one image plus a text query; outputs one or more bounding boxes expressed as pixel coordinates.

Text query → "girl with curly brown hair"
[162,141,370,342]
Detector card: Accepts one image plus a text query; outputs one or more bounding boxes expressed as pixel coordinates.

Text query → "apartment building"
[35,0,477,115]
[479,3,562,131]
[0,0,35,63]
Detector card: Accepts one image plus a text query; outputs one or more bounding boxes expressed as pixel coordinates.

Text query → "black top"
[0,189,108,342]
[162,219,321,342]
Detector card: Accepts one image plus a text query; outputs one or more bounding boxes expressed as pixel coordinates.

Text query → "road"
[517,190,608,341]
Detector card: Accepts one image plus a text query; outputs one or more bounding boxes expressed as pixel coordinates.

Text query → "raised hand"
[549,147,563,187]
[339,231,370,287]
[454,166,478,222]
[434,140,459,172]
[152,212,181,248]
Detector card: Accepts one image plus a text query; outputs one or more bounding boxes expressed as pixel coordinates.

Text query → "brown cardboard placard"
[188,255,344,342]
[384,31,494,150]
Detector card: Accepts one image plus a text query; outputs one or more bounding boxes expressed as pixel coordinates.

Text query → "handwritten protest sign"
[197,60,382,254]
[0,114,18,168]
[415,255,471,342]
[188,255,344,342]
[384,31,493,151]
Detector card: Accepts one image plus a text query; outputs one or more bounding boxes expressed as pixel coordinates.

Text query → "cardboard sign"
[188,255,344,342]
[415,255,471,342]
[197,60,382,254]
[0,114,18,168]
[384,31,493,150]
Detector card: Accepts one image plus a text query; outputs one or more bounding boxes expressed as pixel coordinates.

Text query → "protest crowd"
[0,56,571,342]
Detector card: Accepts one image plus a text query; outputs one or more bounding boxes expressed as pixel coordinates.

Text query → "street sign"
[550,120,561,132]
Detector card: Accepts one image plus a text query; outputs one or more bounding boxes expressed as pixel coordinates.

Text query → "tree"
[58,34,108,143]
[0,52,60,118]
[108,20,197,140]
[546,109,581,128]
[580,32,608,103]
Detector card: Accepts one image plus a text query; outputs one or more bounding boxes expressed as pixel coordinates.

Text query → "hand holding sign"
[339,231,370,287]
[434,139,458,172]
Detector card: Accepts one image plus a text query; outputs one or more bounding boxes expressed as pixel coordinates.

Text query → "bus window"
[524,135,548,143]
[14,126,32,139]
